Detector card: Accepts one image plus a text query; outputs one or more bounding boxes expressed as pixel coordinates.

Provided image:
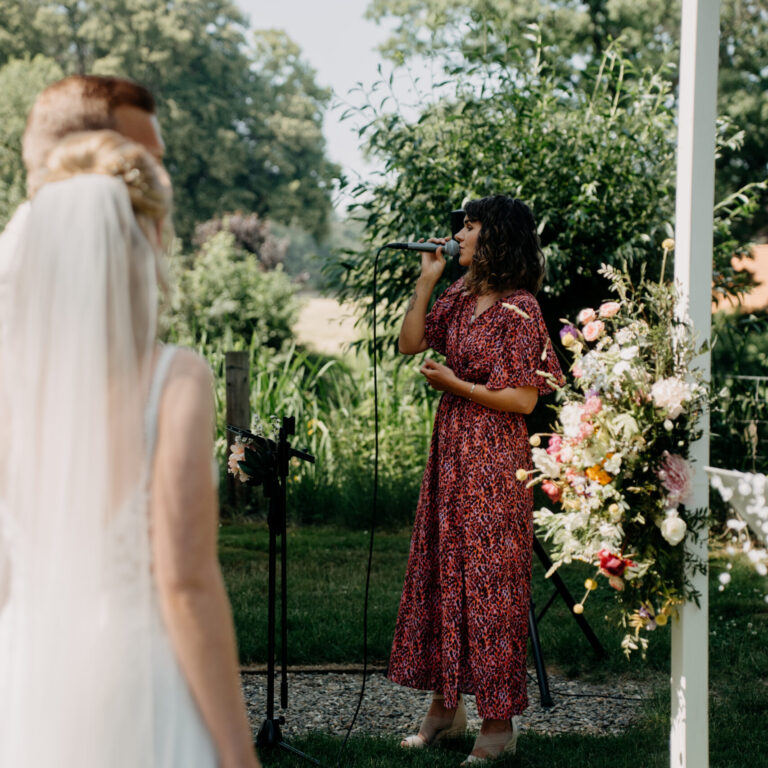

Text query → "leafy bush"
[194,213,288,270]
[328,42,763,350]
[168,230,299,351]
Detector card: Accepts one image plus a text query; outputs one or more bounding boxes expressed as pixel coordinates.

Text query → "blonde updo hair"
[41,129,171,239]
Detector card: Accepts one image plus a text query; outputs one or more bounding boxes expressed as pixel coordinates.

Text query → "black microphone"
[385,239,460,258]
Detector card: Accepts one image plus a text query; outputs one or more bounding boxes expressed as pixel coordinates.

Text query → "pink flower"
[560,444,574,462]
[658,451,692,507]
[577,307,597,325]
[546,435,562,457]
[572,364,584,379]
[578,422,594,440]
[582,395,603,418]
[582,320,605,342]
[542,480,562,502]
[598,301,621,318]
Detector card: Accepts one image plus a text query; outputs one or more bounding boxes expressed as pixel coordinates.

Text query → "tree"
[0,1,340,240]
[366,0,768,233]
[194,213,289,271]
[168,230,299,350]
[328,44,763,350]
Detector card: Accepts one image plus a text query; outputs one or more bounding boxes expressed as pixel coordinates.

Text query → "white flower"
[613,360,631,377]
[532,448,561,478]
[603,453,622,474]
[611,413,639,439]
[559,403,583,438]
[619,346,639,360]
[718,572,731,586]
[651,377,691,419]
[664,419,674,431]
[661,512,687,546]
[615,327,634,345]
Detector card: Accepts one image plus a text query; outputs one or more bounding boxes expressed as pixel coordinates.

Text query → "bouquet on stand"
[528,255,709,656]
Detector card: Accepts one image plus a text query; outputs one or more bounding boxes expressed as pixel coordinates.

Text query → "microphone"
[385,239,460,258]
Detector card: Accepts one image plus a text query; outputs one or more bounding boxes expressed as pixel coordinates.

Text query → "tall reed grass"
[189,334,437,528]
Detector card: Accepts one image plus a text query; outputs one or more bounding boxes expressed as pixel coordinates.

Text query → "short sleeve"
[424,278,466,355]
[486,292,565,395]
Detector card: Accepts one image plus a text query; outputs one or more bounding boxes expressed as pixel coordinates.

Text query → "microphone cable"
[335,244,386,767]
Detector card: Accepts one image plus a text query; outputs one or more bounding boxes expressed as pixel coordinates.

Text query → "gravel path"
[241,668,650,740]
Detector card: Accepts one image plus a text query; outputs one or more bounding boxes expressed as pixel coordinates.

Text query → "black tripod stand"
[527,536,606,707]
[227,418,319,765]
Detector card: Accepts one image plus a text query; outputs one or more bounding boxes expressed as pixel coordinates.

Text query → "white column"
[671,1,720,767]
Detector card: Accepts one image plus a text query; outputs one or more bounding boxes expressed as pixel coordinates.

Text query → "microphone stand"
[227,419,320,766]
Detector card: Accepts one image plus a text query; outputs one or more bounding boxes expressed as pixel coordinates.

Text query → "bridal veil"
[0,172,160,765]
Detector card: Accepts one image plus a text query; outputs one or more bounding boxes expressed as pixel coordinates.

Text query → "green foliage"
[333,43,764,349]
[0,55,63,229]
[272,216,365,290]
[0,1,339,240]
[168,231,299,351]
[330,44,759,350]
[366,0,768,233]
[219,343,435,527]
[194,213,288,271]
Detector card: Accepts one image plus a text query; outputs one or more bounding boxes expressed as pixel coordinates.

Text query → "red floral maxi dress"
[387,278,564,719]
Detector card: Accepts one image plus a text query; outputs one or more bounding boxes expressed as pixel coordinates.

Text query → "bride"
[0,130,260,768]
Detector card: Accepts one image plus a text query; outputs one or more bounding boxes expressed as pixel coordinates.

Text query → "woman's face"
[455,218,481,267]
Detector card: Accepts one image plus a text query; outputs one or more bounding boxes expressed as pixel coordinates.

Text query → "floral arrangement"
[228,437,251,483]
[525,257,709,656]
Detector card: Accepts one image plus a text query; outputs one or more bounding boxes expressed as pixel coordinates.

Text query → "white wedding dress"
[0,176,218,767]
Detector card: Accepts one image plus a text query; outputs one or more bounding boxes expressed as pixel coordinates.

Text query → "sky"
[236,0,396,197]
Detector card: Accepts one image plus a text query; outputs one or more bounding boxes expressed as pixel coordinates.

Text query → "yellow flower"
[662,238,675,250]
[586,465,602,482]
[596,470,612,486]
[529,435,541,447]
[655,613,668,626]
[515,468,528,482]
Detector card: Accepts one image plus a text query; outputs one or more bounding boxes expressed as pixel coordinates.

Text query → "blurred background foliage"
[0,0,340,241]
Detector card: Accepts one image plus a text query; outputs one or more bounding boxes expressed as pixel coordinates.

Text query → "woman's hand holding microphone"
[399,235,450,356]
[417,237,449,284]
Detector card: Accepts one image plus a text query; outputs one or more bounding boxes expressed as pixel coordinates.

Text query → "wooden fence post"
[225,351,251,507]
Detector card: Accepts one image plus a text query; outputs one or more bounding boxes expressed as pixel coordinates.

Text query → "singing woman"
[388,195,564,764]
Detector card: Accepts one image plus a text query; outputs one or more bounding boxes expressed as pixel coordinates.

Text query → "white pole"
[671,1,720,767]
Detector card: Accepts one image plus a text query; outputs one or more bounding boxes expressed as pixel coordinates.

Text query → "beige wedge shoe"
[459,717,519,764]
[400,693,468,748]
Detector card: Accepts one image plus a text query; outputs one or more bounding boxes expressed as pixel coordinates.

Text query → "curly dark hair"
[462,195,544,296]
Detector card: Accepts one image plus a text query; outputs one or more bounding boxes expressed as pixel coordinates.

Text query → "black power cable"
[335,245,386,767]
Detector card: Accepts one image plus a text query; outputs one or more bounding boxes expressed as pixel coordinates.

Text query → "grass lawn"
[219,522,768,767]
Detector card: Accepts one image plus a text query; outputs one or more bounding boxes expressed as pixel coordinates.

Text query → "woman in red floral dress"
[388,195,564,764]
